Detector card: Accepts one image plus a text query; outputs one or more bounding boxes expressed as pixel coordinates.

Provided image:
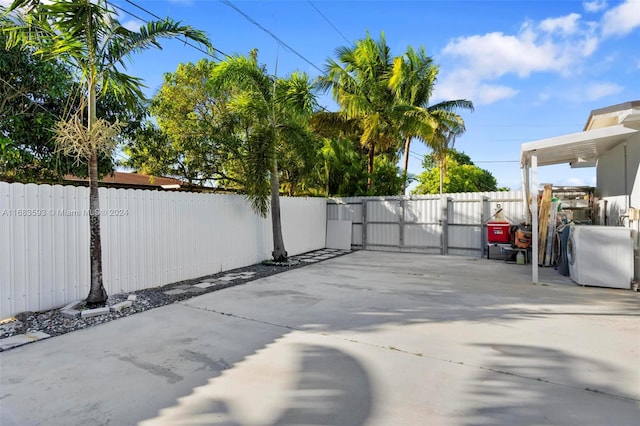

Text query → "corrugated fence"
[327,191,526,256]
[0,182,326,318]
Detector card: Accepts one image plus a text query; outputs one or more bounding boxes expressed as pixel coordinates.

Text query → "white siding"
[0,183,326,318]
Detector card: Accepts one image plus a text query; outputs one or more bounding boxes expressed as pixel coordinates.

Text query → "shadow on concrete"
[462,344,640,426]
[141,343,372,426]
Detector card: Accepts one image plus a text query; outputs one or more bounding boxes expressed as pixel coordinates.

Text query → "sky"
[3,0,640,191]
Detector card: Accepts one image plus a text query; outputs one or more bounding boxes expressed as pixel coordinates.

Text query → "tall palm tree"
[3,0,210,306]
[209,55,317,262]
[389,46,473,194]
[318,32,400,191]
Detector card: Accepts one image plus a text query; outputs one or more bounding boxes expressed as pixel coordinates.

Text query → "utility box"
[487,222,511,243]
[487,243,511,260]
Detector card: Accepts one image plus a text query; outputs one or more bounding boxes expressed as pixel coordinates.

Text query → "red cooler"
[488,222,511,243]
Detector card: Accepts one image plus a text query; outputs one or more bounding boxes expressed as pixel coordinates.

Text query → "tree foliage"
[388,45,473,193]
[0,26,145,182]
[207,54,318,261]
[125,60,242,186]
[2,0,211,306]
[318,32,401,191]
[412,149,500,194]
[313,136,402,196]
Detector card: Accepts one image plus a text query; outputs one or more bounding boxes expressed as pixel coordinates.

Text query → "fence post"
[399,198,405,247]
[481,196,490,257]
[362,199,367,249]
[441,196,449,255]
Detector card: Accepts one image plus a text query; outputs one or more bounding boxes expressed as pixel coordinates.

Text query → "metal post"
[362,199,367,250]
[531,153,539,283]
[399,198,405,247]
[481,196,490,257]
[441,196,449,255]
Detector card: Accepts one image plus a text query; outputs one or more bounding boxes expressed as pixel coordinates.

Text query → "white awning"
[520,124,639,168]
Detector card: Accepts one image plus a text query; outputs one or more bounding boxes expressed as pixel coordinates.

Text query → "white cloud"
[547,81,624,102]
[601,0,640,36]
[583,0,608,12]
[584,81,624,100]
[539,13,581,35]
[115,9,144,32]
[433,69,518,105]
[121,18,144,32]
[437,12,603,105]
[442,17,599,79]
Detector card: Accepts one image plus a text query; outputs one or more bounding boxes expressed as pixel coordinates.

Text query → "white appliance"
[567,225,633,289]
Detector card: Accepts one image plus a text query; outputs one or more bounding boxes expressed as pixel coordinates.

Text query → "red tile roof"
[64,172,185,189]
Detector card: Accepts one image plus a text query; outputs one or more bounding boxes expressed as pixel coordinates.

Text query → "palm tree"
[3,0,210,306]
[209,55,317,262]
[389,46,473,194]
[318,32,400,191]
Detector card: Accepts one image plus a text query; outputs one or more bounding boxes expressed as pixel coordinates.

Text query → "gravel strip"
[0,249,351,347]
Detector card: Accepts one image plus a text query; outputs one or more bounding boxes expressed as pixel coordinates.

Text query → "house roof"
[520,100,640,168]
[64,172,185,189]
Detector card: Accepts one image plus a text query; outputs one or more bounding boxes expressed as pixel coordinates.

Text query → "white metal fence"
[327,191,526,256]
[0,182,326,318]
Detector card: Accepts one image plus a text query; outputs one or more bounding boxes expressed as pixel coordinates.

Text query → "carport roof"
[520,101,640,168]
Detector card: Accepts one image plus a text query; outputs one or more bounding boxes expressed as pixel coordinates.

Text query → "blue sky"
[5,0,639,190]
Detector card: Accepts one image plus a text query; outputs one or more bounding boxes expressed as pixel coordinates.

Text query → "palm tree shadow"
[141,343,372,426]
[275,344,373,425]
[462,344,640,426]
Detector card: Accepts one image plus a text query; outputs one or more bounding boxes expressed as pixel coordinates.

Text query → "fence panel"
[0,182,326,318]
[328,191,525,256]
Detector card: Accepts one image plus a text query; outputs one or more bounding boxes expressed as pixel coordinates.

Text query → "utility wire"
[218,0,324,74]
[121,0,229,59]
[306,0,350,44]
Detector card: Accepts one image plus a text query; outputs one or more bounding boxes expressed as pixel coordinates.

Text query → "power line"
[306,1,350,44]
[121,0,229,59]
[218,0,324,74]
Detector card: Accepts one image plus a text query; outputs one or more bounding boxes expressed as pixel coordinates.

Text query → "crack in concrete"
[180,303,640,403]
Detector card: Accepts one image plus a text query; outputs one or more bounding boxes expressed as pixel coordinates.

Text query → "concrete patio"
[1,250,638,425]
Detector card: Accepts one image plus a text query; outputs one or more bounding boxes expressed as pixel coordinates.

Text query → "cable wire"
[218,0,324,73]
[306,0,350,44]
[122,0,229,59]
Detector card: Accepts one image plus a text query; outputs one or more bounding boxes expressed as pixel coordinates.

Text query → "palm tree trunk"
[401,136,411,194]
[85,80,107,307]
[270,156,287,262]
[367,143,375,191]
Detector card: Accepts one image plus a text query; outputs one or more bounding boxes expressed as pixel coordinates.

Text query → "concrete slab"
[0,331,50,351]
[110,301,133,312]
[80,307,110,318]
[1,251,639,426]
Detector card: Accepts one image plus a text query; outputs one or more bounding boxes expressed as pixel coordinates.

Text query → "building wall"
[596,132,640,280]
[596,132,640,224]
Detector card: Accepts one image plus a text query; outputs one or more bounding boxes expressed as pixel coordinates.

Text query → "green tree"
[313,136,402,196]
[0,25,143,182]
[3,0,210,306]
[318,32,401,191]
[412,149,499,194]
[209,55,317,262]
[388,46,473,194]
[127,60,242,187]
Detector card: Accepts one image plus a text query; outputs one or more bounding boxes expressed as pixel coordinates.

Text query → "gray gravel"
[0,250,350,344]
